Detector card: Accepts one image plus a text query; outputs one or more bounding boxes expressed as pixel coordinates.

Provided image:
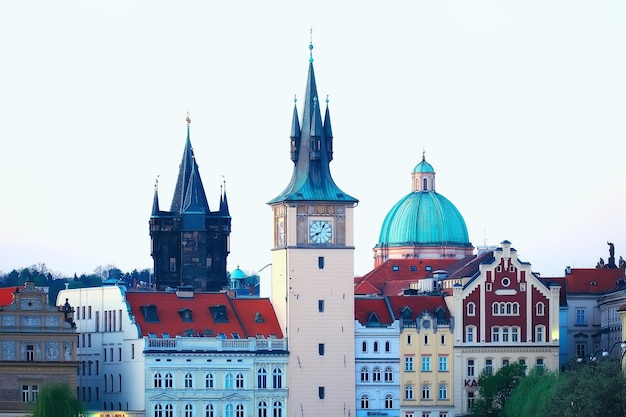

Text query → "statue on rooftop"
[607,241,617,268]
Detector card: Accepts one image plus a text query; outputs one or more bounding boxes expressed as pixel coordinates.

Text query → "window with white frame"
[185,373,193,388]
[258,368,267,388]
[360,367,369,382]
[373,367,381,382]
[154,373,162,388]
[184,404,193,417]
[535,325,545,342]
[360,395,369,409]
[235,373,244,389]
[154,404,163,417]
[466,325,476,342]
[165,404,174,417]
[575,308,586,325]
[206,404,214,417]
[164,373,173,388]
[385,394,393,409]
[405,356,414,371]
[467,359,475,377]
[257,401,268,417]
[439,356,448,371]
[467,302,476,316]
[536,302,545,316]
[225,374,234,389]
[405,385,414,400]
[22,385,38,403]
[384,367,393,382]
[485,359,493,374]
[492,327,500,342]
[272,400,283,417]
[272,368,283,388]
[422,384,431,400]
[421,356,431,371]
[575,342,586,358]
[439,384,448,399]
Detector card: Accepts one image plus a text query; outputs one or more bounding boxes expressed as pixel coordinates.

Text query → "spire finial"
[309,27,314,62]
[294,94,297,105]
[326,94,329,106]
[186,111,191,125]
[422,147,426,161]
[154,175,160,188]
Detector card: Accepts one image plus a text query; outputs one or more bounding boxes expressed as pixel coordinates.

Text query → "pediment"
[221,392,250,401]
[151,392,178,401]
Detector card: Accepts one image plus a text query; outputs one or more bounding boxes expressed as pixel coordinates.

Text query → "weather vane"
[186,111,191,125]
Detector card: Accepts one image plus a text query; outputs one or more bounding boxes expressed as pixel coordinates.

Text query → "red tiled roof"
[565,268,625,295]
[355,297,394,325]
[125,292,282,339]
[0,286,21,307]
[386,295,450,321]
[355,258,468,296]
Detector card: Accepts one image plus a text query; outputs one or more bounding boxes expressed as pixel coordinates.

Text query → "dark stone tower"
[149,117,231,291]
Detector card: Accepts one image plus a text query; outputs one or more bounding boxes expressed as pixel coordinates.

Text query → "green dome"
[377,191,471,247]
[413,159,434,173]
[231,267,246,280]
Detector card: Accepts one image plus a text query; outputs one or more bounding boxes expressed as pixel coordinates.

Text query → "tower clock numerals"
[309,220,332,243]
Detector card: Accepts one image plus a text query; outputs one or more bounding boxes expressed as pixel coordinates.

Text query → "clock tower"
[268,41,358,417]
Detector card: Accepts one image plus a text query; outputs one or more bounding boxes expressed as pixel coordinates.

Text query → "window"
[360,367,369,382]
[536,302,545,316]
[384,367,393,382]
[258,368,267,389]
[467,302,476,316]
[502,359,510,366]
[155,404,163,417]
[272,400,283,417]
[318,257,324,269]
[502,277,510,287]
[236,404,244,417]
[486,283,492,291]
[466,325,475,342]
[26,345,35,361]
[576,308,586,325]
[165,373,173,388]
[439,384,448,399]
[422,384,431,400]
[405,356,414,371]
[385,341,391,352]
[185,404,193,417]
[405,385,414,400]
[520,282,526,291]
[492,327,500,342]
[485,359,493,375]
[362,341,367,352]
[502,327,509,342]
[421,356,431,372]
[407,334,412,345]
[225,374,234,389]
[235,373,244,389]
[318,343,325,355]
[373,341,379,353]
[185,373,193,388]
[22,385,38,402]
[206,374,214,389]
[536,358,545,368]
[318,300,325,312]
[165,404,174,417]
[385,394,393,409]
[225,405,233,417]
[424,334,429,345]
[170,257,176,272]
[519,359,527,373]
[576,343,587,358]
[258,401,267,417]
[360,395,369,409]
[467,392,475,410]
[272,368,283,388]
[318,386,325,399]
[439,356,448,371]
[372,367,381,382]
[467,359,475,377]
[493,302,520,316]
[440,334,446,345]
[536,325,545,342]
[512,327,519,342]
[206,404,214,417]
[154,373,162,388]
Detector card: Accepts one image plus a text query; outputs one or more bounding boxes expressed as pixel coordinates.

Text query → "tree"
[30,382,83,417]
[470,362,525,417]
[503,367,558,417]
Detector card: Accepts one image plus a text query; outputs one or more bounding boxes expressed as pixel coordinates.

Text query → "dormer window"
[140,304,160,322]
[367,312,382,327]
[254,312,265,323]
[392,265,400,272]
[209,305,229,323]
[178,308,193,322]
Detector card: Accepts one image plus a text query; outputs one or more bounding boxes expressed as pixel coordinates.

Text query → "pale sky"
[1,1,626,279]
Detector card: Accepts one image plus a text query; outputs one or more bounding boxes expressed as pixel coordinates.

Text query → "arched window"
[272,368,283,389]
[257,368,267,389]
[164,373,173,388]
[185,373,193,388]
[225,374,234,389]
[372,367,381,382]
[422,384,431,400]
[236,373,244,389]
[362,341,367,352]
[536,302,545,316]
[154,404,163,417]
[257,401,267,417]
[165,404,173,417]
[225,405,234,417]
[154,373,162,388]
[205,374,214,389]
[206,404,214,417]
[384,367,393,382]
[467,302,476,316]
[512,302,519,315]
[360,367,369,382]
[119,374,122,392]
[373,341,379,353]
[405,385,414,400]
[185,404,193,417]
[272,400,283,417]
[385,341,391,352]
[104,374,108,392]
[439,384,448,399]
[235,404,244,417]
[385,394,393,409]
[360,395,369,409]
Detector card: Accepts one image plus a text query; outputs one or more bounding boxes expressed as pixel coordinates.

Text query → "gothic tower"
[150,117,231,291]
[267,42,357,417]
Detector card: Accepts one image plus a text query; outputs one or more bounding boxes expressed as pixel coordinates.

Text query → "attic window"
[425,266,432,271]
[232,333,241,339]
[254,312,265,323]
[184,329,194,337]
[410,266,418,271]
[392,265,400,272]
[367,312,381,327]
[178,308,193,322]
[140,304,160,322]
[590,281,597,286]
[400,306,412,320]
[209,305,229,323]
[218,333,227,339]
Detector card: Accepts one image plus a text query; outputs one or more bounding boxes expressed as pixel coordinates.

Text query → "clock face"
[309,220,332,243]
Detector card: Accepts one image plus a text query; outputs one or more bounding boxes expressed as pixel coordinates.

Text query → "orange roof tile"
[355,297,394,325]
[386,295,450,321]
[565,268,625,295]
[0,286,21,307]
